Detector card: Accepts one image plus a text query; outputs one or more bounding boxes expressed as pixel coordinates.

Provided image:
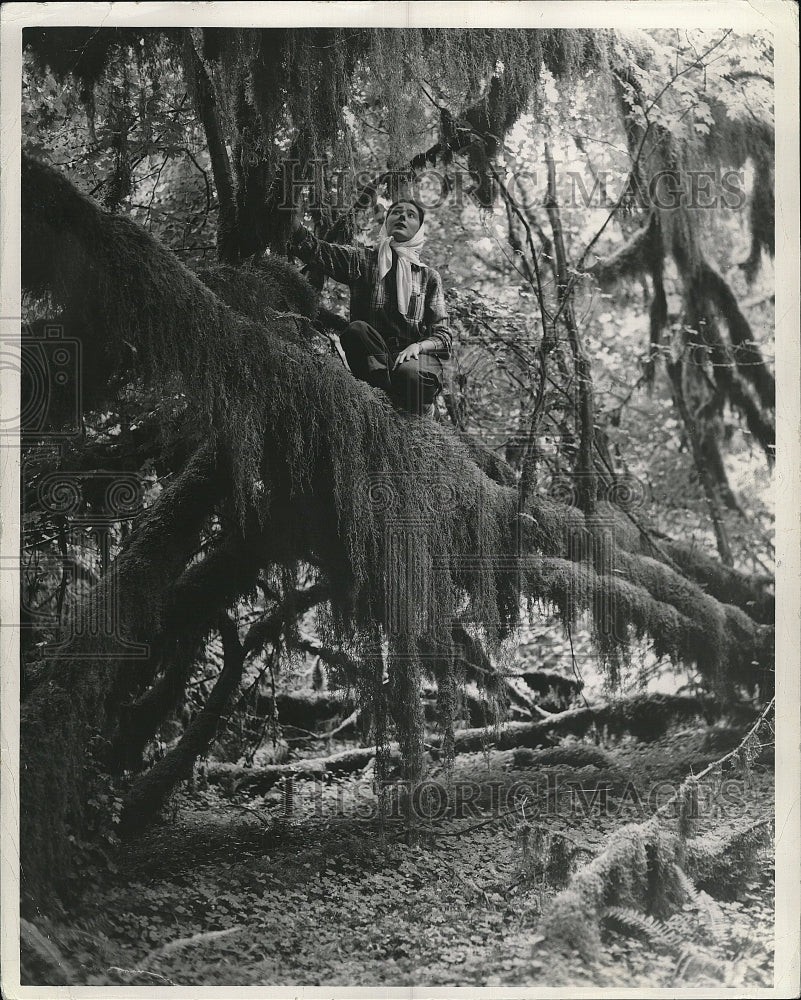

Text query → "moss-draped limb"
[699,260,775,411]
[666,360,734,564]
[20,157,772,907]
[660,540,773,625]
[22,154,771,670]
[601,40,774,524]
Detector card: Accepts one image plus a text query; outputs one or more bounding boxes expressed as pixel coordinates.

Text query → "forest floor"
[36,721,775,990]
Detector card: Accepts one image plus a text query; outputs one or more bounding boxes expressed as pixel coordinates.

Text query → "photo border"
[1,3,797,998]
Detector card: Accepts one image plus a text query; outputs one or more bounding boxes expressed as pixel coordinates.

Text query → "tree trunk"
[108,532,259,771]
[180,31,238,264]
[121,614,247,832]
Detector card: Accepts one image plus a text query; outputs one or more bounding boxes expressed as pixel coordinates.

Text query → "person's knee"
[394,362,440,397]
[340,320,372,349]
[392,361,414,381]
[390,363,423,409]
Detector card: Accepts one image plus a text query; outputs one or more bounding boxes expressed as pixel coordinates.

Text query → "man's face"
[386,202,421,242]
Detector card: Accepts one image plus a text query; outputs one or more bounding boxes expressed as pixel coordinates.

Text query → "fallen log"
[240,684,517,734]
[206,744,401,794]
[206,693,720,794]
[444,693,721,752]
[206,740,625,797]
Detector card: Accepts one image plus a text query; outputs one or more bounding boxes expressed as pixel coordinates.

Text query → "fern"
[602,905,689,950]
[602,905,663,942]
[671,863,726,942]
[674,945,727,985]
[671,861,700,904]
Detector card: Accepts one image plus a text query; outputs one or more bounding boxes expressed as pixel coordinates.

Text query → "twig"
[232,801,272,827]
[141,926,243,964]
[655,696,775,818]
[566,622,592,710]
[107,967,176,986]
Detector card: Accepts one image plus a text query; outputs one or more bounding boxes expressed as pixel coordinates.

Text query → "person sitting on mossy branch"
[289,198,451,416]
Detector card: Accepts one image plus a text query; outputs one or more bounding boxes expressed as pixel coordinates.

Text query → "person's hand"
[394,343,422,368]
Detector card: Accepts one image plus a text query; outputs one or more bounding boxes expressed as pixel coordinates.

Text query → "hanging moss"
[743,157,774,282]
[601,33,775,480]
[206,26,611,223]
[199,257,319,325]
[21,157,773,909]
[24,28,169,96]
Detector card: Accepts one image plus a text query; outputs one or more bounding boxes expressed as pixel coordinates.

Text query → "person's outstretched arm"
[288,205,369,285]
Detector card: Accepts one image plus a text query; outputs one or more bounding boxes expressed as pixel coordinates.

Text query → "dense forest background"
[15,24,777,989]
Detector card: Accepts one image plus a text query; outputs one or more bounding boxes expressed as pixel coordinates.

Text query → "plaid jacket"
[290,226,452,359]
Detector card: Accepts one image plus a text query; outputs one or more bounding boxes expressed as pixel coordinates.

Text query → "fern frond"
[602,905,662,941]
[670,863,727,942]
[674,944,727,984]
[696,889,727,942]
[671,861,700,904]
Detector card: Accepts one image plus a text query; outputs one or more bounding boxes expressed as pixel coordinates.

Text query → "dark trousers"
[339,320,443,415]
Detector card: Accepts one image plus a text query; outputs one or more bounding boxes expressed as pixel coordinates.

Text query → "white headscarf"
[376,215,427,317]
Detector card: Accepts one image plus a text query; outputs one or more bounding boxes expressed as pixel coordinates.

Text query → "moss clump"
[199,257,319,326]
[543,820,684,959]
